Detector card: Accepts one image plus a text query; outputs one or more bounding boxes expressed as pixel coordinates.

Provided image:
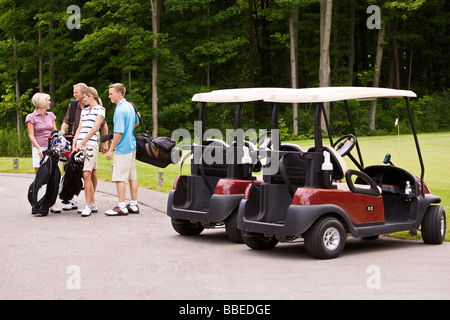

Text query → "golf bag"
[135,134,179,168]
[102,102,180,168]
[131,102,180,167]
[59,150,85,204]
[28,150,61,216]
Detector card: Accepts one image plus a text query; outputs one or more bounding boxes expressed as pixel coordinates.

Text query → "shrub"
[0,128,30,157]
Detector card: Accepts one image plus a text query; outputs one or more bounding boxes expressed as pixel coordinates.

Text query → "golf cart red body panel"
[292,188,385,224]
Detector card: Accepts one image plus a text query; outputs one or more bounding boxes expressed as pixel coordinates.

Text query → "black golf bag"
[135,134,179,168]
[28,150,61,216]
[102,102,180,168]
[59,150,85,204]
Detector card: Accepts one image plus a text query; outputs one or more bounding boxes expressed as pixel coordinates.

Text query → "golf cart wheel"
[304,217,346,259]
[171,218,204,236]
[225,209,244,243]
[422,205,446,244]
[243,232,278,250]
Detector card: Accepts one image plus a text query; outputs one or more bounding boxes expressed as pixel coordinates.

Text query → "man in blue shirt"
[105,83,140,216]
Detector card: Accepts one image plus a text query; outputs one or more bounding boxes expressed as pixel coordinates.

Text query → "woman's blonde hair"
[83,86,103,107]
[32,93,50,109]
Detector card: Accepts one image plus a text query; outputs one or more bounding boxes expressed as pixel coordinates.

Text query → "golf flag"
[395,117,399,126]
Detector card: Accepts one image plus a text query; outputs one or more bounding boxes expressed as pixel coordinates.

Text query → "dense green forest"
[0,0,449,156]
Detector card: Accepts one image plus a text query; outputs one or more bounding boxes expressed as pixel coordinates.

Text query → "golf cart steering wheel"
[332,134,356,157]
[253,131,272,150]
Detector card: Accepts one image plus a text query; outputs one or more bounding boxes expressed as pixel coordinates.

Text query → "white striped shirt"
[77,104,106,146]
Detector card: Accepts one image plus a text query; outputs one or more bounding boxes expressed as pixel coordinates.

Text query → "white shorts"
[112,150,137,182]
[32,146,48,168]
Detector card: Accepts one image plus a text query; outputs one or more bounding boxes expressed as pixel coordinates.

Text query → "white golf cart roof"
[192,87,288,103]
[263,86,417,103]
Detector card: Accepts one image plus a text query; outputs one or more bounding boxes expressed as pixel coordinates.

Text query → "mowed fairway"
[1,132,449,240]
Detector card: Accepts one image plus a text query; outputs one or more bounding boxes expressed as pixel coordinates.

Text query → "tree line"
[0,0,449,154]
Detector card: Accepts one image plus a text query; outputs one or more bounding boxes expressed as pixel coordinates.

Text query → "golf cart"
[237,87,445,259]
[166,88,283,242]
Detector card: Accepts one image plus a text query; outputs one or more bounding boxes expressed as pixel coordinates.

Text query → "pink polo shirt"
[25,109,56,147]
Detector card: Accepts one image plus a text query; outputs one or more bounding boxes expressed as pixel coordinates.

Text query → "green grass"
[2,132,449,240]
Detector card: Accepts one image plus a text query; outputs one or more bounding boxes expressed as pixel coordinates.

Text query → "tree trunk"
[369,22,386,131]
[319,0,332,134]
[248,0,255,120]
[151,0,159,138]
[408,44,413,90]
[13,31,21,145]
[289,7,299,135]
[38,24,43,92]
[260,0,272,86]
[348,0,355,85]
[48,19,55,97]
[207,3,211,87]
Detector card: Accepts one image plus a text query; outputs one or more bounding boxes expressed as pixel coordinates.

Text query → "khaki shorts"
[83,146,99,172]
[112,150,137,182]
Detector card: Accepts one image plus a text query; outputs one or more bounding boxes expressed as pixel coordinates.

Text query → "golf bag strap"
[130,102,149,135]
[68,100,78,135]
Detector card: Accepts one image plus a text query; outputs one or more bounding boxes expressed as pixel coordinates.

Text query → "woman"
[25,92,60,213]
[73,87,106,217]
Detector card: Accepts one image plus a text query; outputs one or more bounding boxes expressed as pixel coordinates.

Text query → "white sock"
[119,202,128,212]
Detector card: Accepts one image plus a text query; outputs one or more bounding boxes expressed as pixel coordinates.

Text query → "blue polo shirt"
[113,98,139,154]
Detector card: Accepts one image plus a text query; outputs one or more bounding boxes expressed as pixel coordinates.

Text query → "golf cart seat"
[264,149,325,188]
[227,140,263,177]
[315,146,380,195]
[192,139,229,178]
[307,145,348,181]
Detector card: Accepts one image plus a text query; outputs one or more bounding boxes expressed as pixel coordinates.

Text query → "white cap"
[241,146,252,164]
[322,151,333,170]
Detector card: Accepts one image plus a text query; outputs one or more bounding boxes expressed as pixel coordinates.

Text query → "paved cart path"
[1,172,450,300]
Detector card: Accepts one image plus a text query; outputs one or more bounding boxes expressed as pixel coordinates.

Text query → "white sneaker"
[50,206,61,213]
[63,203,78,211]
[78,204,98,213]
[81,206,92,217]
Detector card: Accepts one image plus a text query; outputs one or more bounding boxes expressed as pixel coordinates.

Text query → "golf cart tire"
[225,209,244,243]
[304,216,346,259]
[421,205,446,244]
[243,232,278,250]
[171,218,204,236]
